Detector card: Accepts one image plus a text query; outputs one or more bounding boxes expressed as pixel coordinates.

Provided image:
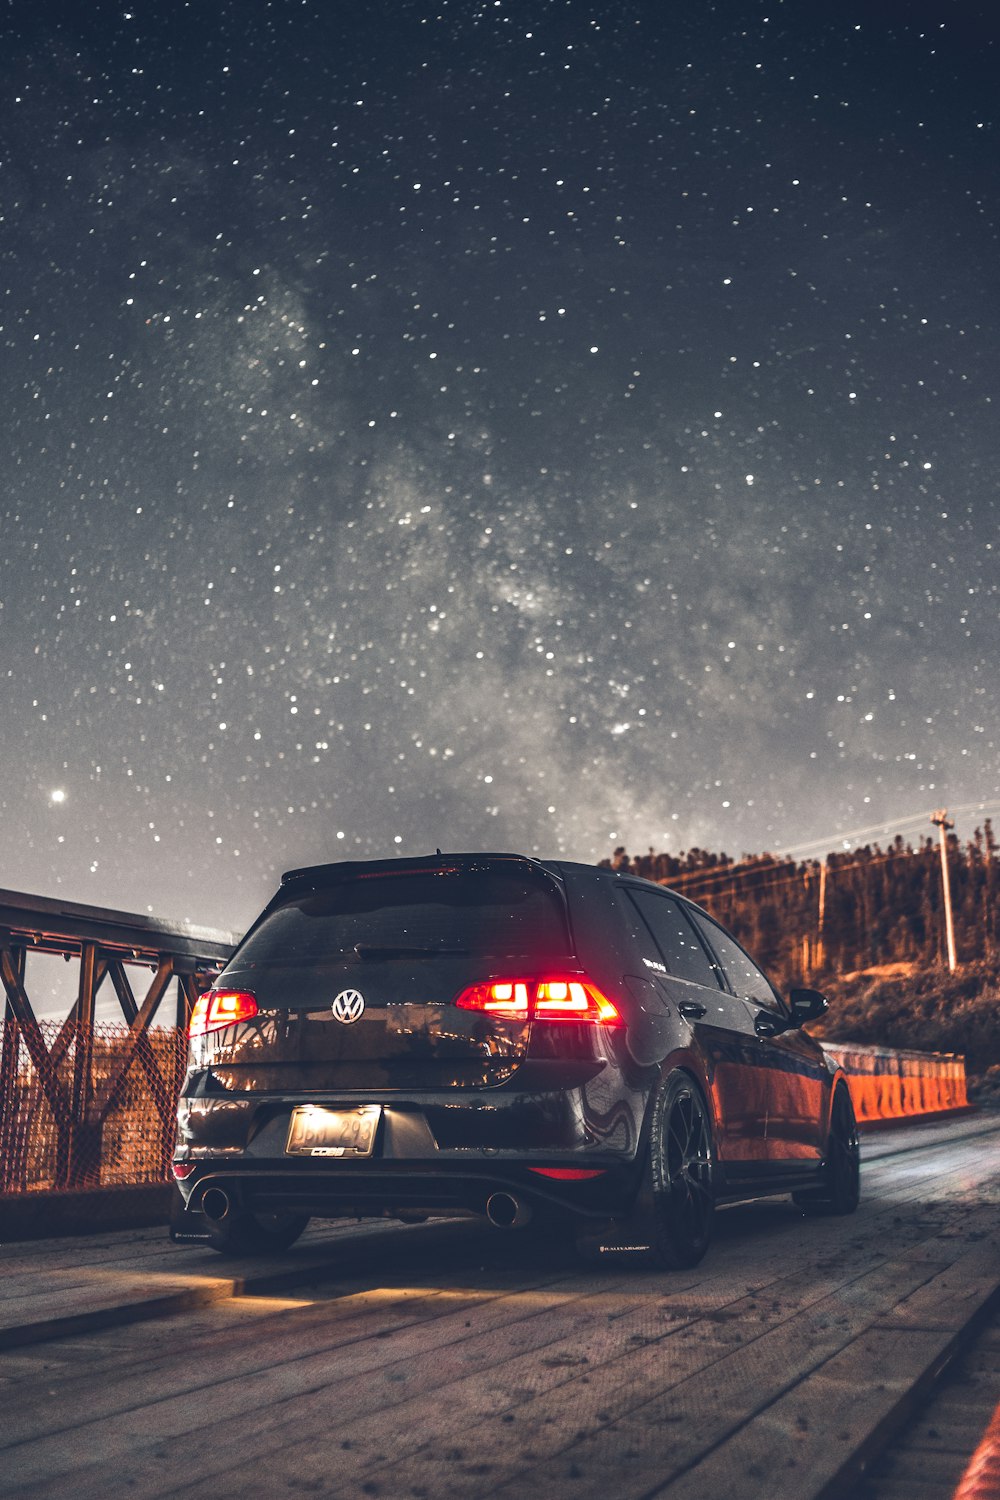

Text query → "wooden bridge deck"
[1,1114,998,1499]
[862,1306,1000,1500]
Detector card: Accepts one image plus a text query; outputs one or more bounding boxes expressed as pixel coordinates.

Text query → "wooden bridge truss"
[0,889,236,1191]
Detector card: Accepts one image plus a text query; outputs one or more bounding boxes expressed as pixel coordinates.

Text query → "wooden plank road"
[861,1308,1000,1500]
[0,1216,460,1351]
[1,1114,998,1499]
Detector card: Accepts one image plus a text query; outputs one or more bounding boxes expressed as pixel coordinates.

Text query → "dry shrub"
[814,960,1000,1078]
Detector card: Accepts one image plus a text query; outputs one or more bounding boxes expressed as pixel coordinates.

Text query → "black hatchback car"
[170,852,860,1268]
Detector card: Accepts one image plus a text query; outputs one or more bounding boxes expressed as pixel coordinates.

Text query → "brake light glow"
[188,989,259,1037]
[527,1168,607,1180]
[171,1162,196,1180]
[455,976,622,1026]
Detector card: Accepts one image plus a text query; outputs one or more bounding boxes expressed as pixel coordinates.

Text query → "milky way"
[2,1,998,932]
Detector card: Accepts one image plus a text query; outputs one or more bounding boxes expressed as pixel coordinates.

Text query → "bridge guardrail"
[0,1023,971,1200]
[1,1019,187,1195]
[0,888,234,1196]
[0,888,973,1202]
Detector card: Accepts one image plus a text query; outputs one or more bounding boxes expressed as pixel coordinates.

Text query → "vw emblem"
[332,989,366,1024]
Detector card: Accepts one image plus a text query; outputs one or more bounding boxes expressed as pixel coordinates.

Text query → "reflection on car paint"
[171,853,855,1264]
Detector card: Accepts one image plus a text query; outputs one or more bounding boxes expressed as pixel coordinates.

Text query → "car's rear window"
[232,866,572,968]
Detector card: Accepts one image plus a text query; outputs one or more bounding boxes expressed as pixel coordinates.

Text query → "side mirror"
[788,988,829,1026]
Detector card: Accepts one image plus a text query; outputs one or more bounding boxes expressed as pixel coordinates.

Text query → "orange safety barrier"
[820,1041,969,1122]
[953,1400,1000,1500]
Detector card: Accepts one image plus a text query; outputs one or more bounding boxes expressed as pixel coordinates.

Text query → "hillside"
[603,825,999,985]
[812,959,1000,1104]
[602,837,999,1098]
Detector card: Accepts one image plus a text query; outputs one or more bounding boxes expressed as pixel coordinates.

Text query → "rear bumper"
[173,1081,644,1221]
[174,1157,635,1222]
[176,1077,644,1156]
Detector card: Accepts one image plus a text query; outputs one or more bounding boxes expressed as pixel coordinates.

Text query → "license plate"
[285,1105,381,1158]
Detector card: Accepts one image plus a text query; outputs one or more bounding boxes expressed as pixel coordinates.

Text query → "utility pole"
[986,820,996,959]
[930,810,958,972]
[815,860,827,973]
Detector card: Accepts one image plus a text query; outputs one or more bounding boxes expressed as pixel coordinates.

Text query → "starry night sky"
[3,0,998,934]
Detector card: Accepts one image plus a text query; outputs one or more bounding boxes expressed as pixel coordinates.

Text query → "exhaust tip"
[486,1192,532,1228]
[201,1187,232,1223]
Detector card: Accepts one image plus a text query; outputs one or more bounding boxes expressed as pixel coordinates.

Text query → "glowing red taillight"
[171,1161,196,1180]
[456,979,530,1018]
[454,976,623,1026]
[534,979,622,1024]
[187,989,259,1038]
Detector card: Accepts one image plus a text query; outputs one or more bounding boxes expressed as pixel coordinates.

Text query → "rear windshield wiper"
[353,943,469,959]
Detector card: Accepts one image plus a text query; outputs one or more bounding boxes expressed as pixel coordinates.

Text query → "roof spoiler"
[279,851,550,886]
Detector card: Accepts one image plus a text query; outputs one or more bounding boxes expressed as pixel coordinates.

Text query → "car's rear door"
[624,887,768,1168]
[685,910,827,1165]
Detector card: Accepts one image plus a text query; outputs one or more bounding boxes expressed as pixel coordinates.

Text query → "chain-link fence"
[0,1020,187,1194]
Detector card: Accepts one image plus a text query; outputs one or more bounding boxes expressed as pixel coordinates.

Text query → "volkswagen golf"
[170,851,859,1268]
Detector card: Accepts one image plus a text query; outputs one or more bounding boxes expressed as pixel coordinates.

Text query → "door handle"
[753,1011,785,1038]
[678,1001,707,1020]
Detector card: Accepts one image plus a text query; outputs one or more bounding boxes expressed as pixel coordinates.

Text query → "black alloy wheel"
[647,1072,716,1269]
[795,1084,861,1215]
[207,1208,310,1256]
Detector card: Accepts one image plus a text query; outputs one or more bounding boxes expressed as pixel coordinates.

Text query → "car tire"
[646,1071,715,1269]
[205,1208,310,1256]
[794,1084,860,1216]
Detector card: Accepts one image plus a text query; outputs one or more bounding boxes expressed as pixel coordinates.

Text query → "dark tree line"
[601,823,1000,989]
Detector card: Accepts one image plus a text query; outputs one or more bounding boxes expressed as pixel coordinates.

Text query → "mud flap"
[575,1159,656,1260]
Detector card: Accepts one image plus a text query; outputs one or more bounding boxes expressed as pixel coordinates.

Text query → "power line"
[777,798,1000,858]
[667,845,927,904]
[617,801,999,902]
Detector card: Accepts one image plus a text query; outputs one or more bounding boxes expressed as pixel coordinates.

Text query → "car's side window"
[627,890,722,990]
[687,912,782,1009]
